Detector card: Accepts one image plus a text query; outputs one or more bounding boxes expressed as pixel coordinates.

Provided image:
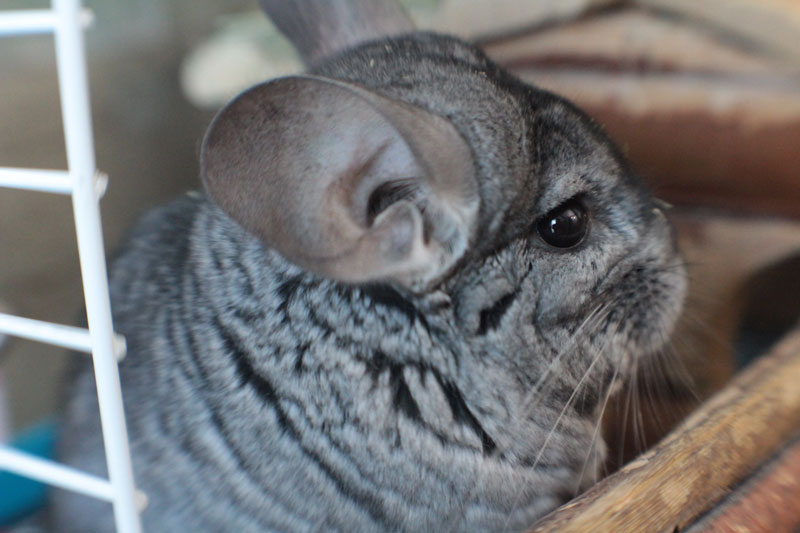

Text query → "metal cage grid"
[0,1,142,531]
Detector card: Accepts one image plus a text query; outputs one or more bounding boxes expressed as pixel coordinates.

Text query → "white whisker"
[517,303,610,416]
[574,362,620,496]
[500,317,620,532]
[617,371,634,467]
[632,359,647,455]
[443,302,611,532]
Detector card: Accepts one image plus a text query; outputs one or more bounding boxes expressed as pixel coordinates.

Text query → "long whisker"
[500,318,620,532]
[574,361,621,496]
[660,345,702,403]
[615,371,632,468]
[631,359,648,455]
[641,354,668,436]
[517,302,610,416]
[442,302,612,532]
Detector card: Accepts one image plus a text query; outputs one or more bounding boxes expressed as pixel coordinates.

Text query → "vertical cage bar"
[51,0,141,531]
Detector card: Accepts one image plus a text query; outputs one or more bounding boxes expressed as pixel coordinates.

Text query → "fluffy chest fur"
[66,195,601,532]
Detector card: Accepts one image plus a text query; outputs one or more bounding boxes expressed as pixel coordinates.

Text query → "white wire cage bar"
[0,168,73,194]
[0,446,119,504]
[0,1,142,532]
[0,7,93,36]
[0,313,126,359]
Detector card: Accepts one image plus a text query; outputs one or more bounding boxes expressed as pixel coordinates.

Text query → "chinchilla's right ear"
[259,0,415,66]
[201,76,478,290]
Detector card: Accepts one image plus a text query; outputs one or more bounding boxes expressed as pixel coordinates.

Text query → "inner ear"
[201,75,478,287]
[366,178,420,225]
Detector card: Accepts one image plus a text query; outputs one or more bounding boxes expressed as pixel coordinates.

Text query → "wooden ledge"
[688,434,800,532]
[528,325,800,532]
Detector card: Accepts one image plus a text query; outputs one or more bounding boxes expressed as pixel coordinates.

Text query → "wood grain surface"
[687,435,800,532]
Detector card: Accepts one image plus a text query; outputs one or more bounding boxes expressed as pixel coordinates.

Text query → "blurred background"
[1,0,252,440]
[1,0,799,524]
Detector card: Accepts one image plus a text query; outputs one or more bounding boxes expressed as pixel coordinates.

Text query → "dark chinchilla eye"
[536,199,588,249]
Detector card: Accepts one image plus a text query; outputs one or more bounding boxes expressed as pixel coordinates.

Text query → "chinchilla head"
[200,0,686,409]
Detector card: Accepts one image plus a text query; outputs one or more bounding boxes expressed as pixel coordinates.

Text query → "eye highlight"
[536,198,588,249]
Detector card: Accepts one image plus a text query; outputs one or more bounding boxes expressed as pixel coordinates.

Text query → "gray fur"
[52,9,686,533]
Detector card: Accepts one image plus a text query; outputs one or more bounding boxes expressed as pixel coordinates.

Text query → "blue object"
[0,420,58,526]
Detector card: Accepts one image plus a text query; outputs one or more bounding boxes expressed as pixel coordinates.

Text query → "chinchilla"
[52,0,687,531]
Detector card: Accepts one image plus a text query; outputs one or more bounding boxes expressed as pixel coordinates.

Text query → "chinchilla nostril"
[653,197,673,211]
[651,207,667,226]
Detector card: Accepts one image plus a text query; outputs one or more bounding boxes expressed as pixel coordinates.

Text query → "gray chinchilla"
[52,1,686,531]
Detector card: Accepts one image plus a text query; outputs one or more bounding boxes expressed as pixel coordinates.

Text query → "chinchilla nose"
[653,197,673,212]
[649,201,681,255]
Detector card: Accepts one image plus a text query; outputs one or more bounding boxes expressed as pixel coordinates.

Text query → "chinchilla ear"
[201,75,478,289]
[259,0,415,66]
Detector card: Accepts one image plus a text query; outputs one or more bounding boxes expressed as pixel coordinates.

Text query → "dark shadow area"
[736,253,800,367]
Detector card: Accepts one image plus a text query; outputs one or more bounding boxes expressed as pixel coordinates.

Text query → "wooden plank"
[575,83,800,219]
[527,325,800,533]
[687,435,800,532]
[485,9,800,219]
[636,0,800,62]
[494,73,800,218]
[484,9,785,74]
[423,0,619,40]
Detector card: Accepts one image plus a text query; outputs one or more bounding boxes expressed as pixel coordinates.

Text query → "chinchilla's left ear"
[200,75,479,289]
[258,0,415,66]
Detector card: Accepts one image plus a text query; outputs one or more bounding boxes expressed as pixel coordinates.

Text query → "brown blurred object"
[483,4,800,219]
[604,214,800,470]
[469,0,800,528]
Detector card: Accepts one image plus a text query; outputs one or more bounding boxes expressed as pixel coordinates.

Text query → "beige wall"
[0,0,246,431]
